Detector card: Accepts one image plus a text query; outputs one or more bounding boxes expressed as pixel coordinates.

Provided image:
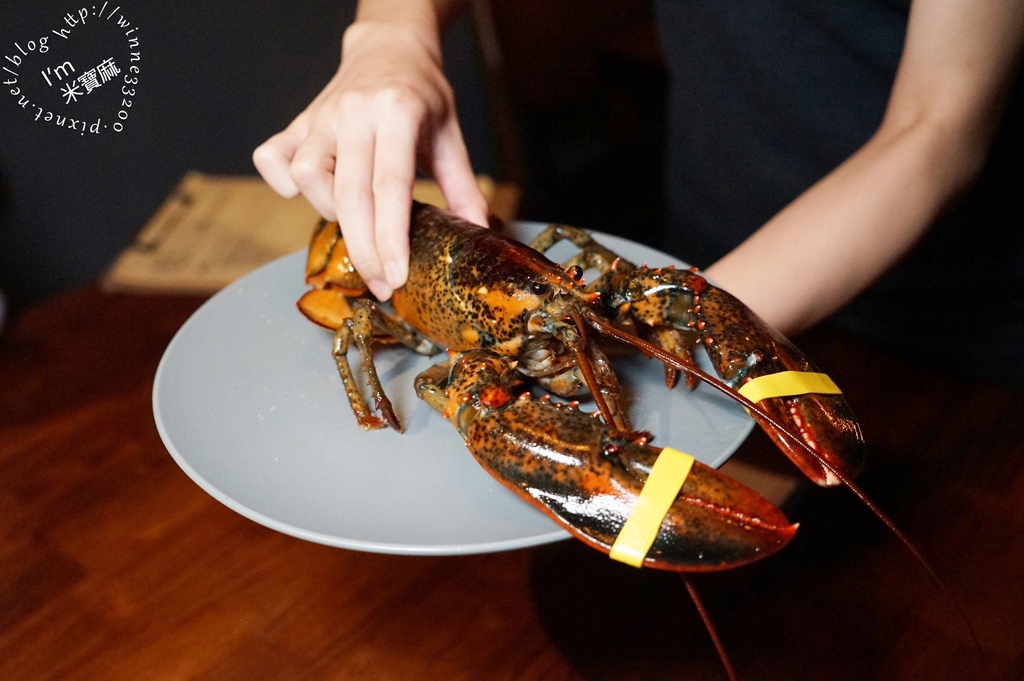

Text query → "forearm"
[705,0,1024,337]
[704,116,984,336]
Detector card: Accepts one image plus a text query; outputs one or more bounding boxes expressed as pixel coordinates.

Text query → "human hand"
[253,19,488,300]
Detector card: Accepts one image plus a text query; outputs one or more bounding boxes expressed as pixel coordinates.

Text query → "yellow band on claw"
[609,446,695,568]
[737,370,841,403]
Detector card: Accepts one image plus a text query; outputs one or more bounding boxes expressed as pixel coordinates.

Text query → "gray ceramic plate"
[153,222,753,556]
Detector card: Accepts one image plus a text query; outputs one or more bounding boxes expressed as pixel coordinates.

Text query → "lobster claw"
[696,284,866,487]
[420,350,797,572]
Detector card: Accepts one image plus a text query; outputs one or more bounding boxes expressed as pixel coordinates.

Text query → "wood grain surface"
[2,286,1022,680]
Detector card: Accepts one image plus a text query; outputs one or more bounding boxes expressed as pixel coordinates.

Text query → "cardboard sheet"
[103,172,519,294]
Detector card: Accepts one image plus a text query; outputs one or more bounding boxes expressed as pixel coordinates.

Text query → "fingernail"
[384,260,406,291]
[366,278,392,301]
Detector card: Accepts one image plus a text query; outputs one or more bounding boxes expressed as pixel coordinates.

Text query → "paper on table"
[102,171,520,295]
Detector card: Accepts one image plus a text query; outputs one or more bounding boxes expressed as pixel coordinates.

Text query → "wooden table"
[2,285,1022,680]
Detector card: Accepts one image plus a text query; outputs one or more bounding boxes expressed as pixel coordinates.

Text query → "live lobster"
[296,201,863,570]
[296,201,978,679]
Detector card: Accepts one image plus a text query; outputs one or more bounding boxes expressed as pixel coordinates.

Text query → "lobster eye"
[531,281,550,296]
[567,265,584,282]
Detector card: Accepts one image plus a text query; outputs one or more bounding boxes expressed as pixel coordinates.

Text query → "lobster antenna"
[793,451,991,675]
[585,311,990,673]
[681,575,739,681]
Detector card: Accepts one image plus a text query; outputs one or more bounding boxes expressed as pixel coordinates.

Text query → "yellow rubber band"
[609,446,695,568]
[736,370,841,403]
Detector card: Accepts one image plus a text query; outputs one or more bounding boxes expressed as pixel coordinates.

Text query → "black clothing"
[653,0,1024,382]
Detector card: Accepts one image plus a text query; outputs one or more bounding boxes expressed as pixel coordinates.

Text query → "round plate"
[153,222,753,556]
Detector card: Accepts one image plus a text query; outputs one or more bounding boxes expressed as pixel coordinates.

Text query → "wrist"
[342,19,442,66]
[344,14,445,60]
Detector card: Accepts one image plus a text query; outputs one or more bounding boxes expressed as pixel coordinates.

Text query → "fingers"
[251,68,484,303]
[332,97,412,301]
[253,115,343,222]
[252,127,303,199]
[368,110,419,295]
[331,109,483,301]
[431,119,490,228]
[290,130,343,221]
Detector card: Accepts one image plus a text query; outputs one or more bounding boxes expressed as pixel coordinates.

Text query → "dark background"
[0,0,666,306]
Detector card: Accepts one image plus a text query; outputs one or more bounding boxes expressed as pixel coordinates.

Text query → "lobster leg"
[331,304,399,431]
[412,358,453,414]
[417,350,797,572]
[529,223,626,278]
[530,226,692,387]
[328,299,443,432]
